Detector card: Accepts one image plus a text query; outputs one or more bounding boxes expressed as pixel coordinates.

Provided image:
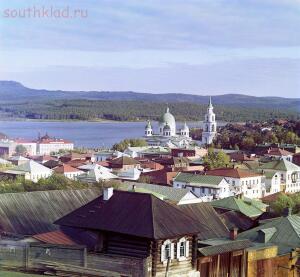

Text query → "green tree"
[270,194,295,215]
[15,145,27,155]
[203,148,231,170]
[112,138,148,152]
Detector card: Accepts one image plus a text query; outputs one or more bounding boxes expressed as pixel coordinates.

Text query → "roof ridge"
[149,194,156,239]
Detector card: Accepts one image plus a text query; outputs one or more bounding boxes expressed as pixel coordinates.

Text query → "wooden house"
[55,188,252,277]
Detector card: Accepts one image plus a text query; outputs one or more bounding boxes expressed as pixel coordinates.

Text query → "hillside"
[1,81,299,111]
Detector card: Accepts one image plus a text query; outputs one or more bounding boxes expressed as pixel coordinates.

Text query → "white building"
[77,164,118,183]
[53,164,84,180]
[173,172,232,202]
[14,139,37,156]
[36,135,74,155]
[202,97,217,145]
[259,159,300,194]
[4,160,52,182]
[206,168,264,199]
[263,171,281,195]
[144,107,192,148]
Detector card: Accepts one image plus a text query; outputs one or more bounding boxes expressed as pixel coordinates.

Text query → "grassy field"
[0,271,44,277]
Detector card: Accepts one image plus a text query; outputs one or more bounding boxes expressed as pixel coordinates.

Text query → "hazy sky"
[0,0,299,97]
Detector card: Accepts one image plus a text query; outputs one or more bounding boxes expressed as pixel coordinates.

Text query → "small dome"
[145,120,152,129]
[181,122,189,131]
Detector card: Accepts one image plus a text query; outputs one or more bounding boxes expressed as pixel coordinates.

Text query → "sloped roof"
[206,168,262,179]
[211,196,266,218]
[177,203,229,239]
[266,148,293,156]
[78,165,118,182]
[9,156,29,161]
[259,159,300,172]
[198,238,252,256]
[55,190,207,240]
[174,172,224,186]
[54,164,82,174]
[119,181,195,203]
[220,211,255,231]
[110,156,140,166]
[0,189,100,235]
[32,230,77,245]
[238,214,300,254]
[7,160,52,174]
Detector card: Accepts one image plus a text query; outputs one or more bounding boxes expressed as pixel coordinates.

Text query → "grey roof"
[174,173,225,187]
[259,159,300,172]
[0,189,100,235]
[119,181,196,203]
[238,214,300,254]
[177,203,229,239]
[198,238,252,256]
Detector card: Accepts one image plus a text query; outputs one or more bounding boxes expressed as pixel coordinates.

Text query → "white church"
[144,97,217,147]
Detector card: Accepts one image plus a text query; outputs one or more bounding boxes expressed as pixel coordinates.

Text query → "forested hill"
[1,81,299,111]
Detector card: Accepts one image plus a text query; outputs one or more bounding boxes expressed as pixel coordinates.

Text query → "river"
[0,120,226,148]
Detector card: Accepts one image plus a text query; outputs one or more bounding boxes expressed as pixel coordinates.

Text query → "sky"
[0,0,299,97]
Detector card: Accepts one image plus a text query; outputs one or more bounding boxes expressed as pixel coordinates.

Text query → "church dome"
[145,120,152,130]
[159,107,176,132]
[181,122,189,131]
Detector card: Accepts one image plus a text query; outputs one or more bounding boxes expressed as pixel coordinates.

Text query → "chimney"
[282,207,292,217]
[103,187,113,201]
[230,228,238,240]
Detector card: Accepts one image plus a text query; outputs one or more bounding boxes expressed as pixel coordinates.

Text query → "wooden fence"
[0,242,150,277]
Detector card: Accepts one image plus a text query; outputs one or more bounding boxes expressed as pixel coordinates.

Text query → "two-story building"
[173,172,232,201]
[258,159,300,193]
[206,168,264,199]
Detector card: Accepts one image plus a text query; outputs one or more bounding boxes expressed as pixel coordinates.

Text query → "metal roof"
[198,238,252,256]
[238,214,300,255]
[119,181,195,203]
[55,190,211,240]
[259,159,300,172]
[0,189,100,235]
[211,196,266,218]
[174,172,224,186]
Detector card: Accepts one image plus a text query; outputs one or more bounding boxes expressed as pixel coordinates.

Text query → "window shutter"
[176,241,180,259]
[171,243,175,259]
[161,244,165,262]
[185,240,189,257]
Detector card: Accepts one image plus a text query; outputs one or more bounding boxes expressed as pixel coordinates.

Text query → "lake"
[0,120,226,148]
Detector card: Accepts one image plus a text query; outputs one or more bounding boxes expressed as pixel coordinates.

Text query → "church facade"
[202,97,217,145]
[144,98,217,147]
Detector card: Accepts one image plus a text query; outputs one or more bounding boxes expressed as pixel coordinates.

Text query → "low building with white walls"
[53,164,84,180]
[206,168,264,199]
[258,159,300,194]
[3,160,52,182]
[173,172,232,202]
[262,171,281,195]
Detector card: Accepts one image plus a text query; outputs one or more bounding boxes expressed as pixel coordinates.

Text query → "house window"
[161,240,174,262]
[164,244,171,260]
[179,241,185,257]
[177,237,189,260]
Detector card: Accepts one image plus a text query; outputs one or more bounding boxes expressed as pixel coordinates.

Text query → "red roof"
[206,168,262,179]
[37,138,73,144]
[265,148,293,156]
[54,164,82,173]
[32,230,76,245]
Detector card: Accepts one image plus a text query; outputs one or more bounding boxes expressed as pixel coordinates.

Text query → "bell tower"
[202,97,217,145]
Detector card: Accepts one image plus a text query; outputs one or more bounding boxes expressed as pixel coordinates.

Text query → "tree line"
[0,99,299,122]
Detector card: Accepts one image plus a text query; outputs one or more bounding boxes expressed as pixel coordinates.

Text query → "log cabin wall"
[105,232,151,258]
[197,250,247,277]
[152,235,198,277]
